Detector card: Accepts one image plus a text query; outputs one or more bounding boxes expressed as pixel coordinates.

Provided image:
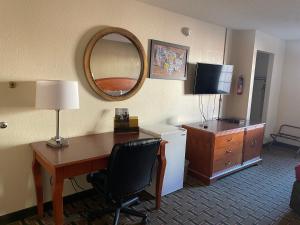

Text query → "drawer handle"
[226,137,232,142]
[226,149,232,153]
[250,139,257,147]
[225,161,232,166]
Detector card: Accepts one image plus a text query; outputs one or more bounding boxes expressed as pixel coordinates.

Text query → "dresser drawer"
[243,126,264,162]
[213,152,242,173]
[214,143,243,161]
[215,131,244,148]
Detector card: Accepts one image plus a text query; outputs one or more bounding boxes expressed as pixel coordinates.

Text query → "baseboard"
[0,188,96,225]
[263,141,299,150]
[271,141,299,150]
[263,141,271,148]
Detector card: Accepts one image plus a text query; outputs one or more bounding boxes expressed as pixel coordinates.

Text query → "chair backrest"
[107,138,161,200]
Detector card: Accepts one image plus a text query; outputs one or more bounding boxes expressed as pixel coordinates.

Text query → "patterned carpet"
[8,146,300,225]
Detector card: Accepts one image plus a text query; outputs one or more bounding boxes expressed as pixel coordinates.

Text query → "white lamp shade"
[36,80,79,110]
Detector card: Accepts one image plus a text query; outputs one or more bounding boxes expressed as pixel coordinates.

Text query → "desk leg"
[52,170,64,225]
[156,141,166,209]
[32,154,43,217]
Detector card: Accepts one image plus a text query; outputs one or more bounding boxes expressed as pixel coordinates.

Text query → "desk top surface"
[182,120,265,134]
[31,131,154,167]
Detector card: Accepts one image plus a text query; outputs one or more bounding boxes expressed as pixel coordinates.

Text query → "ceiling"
[137,0,300,40]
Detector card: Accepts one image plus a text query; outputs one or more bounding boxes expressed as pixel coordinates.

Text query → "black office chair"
[86,138,161,225]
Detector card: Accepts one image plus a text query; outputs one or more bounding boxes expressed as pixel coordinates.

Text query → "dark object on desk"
[220,117,246,125]
[270,124,300,157]
[86,138,161,225]
[114,116,139,133]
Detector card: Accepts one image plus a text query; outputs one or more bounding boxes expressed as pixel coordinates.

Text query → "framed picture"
[149,40,189,80]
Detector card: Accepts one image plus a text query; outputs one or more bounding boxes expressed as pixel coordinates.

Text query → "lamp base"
[47,137,69,148]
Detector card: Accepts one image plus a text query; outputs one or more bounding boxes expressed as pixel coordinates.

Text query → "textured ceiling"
[137,0,300,40]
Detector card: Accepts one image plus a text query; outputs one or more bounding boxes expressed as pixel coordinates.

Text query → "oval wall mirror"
[83,27,147,101]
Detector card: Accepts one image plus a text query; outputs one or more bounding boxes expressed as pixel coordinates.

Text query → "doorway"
[250,51,274,122]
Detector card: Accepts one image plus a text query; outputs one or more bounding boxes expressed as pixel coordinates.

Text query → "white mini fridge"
[141,125,187,196]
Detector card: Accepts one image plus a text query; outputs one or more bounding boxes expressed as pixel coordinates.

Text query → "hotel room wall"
[0,0,226,215]
[223,30,256,119]
[277,40,300,143]
[223,30,285,141]
[251,31,285,141]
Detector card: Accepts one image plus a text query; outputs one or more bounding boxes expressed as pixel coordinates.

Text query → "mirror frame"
[83,27,147,101]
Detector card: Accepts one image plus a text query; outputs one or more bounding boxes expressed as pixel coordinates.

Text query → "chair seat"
[296,165,300,181]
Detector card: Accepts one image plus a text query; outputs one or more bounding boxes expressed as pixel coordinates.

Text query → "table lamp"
[35,80,79,148]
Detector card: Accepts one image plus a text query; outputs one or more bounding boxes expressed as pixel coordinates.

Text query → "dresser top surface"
[182,120,265,134]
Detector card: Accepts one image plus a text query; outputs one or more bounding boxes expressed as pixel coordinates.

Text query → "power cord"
[212,94,217,120]
[72,178,85,190]
[198,95,207,122]
[70,178,78,192]
[49,176,85,193]
[206,95,210,121]
[69,178,85,192]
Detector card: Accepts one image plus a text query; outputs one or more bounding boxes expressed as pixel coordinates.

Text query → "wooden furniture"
[182,120,265,185]
[31,132,166,225]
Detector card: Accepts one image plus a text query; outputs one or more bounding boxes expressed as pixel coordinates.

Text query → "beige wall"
[223,30,285,140]
[0,0,226,214]
[223,30,256,118]
[251,31,285,139]
[277,41,300,139]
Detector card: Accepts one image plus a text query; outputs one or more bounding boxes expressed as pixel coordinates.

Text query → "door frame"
[249,50,274,122]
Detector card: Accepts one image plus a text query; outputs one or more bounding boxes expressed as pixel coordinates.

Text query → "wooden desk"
[31,132,166,225]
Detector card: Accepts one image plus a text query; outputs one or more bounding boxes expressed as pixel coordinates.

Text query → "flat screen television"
[193,63,234,94]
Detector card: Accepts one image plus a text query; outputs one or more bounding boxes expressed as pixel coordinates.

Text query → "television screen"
[194,63,234,94]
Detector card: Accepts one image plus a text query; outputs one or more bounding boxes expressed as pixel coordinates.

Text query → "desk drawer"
[214,143,243,161]
[213,152,242,173]
[215,131,244,148]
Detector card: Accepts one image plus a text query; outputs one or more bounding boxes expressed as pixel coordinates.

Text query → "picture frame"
[149,40,190,80]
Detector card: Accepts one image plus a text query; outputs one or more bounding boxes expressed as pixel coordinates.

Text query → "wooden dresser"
[182,120,265,185]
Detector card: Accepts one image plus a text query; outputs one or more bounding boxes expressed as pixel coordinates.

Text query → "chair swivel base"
[84,197,149,225]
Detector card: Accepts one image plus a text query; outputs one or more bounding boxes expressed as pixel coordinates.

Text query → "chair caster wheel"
[141,217,149,224]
